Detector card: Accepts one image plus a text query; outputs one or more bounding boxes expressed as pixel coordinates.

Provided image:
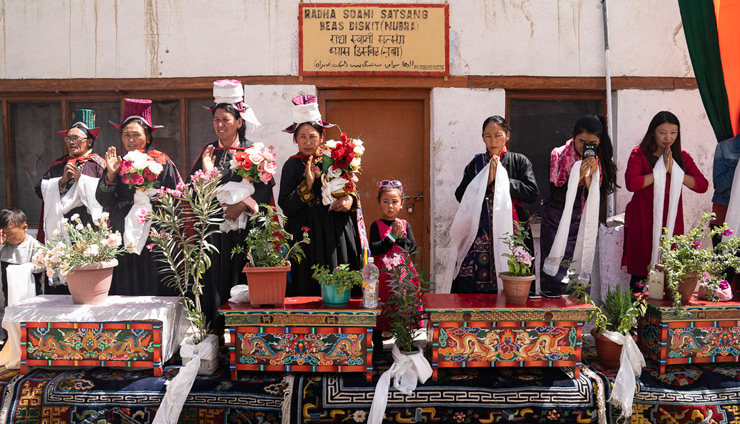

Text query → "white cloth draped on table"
[650,157,684,267]
[543,161,600,284]
[0,295,187,370]
[443,161,512,293]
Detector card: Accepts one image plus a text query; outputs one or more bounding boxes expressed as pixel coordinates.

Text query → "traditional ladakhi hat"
[57,109,100,139]
[109,98,164,131]
[282,94,335,134]
[204,79,262,133]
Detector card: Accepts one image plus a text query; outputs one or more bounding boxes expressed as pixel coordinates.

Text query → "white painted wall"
[430,87,506,286]
[0,0,694,79]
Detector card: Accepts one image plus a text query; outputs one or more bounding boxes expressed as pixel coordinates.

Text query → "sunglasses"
[379,180,403,190]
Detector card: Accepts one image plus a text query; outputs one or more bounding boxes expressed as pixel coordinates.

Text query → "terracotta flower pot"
[242,264,289,307]
[668,275,699,305]
[591,329,637,369]
[499,273,534,305]
[65,259,117,305]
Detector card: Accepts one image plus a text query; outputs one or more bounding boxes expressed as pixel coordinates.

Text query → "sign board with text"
[299,3,449,76]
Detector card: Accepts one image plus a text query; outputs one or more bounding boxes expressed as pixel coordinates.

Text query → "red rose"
[344,150,355,162]
[335,161,350,170]
[344,182,356,193]
[142,168,157,182]
[340,133,349,143]
[301,226,310,232]
[240,160,252,170]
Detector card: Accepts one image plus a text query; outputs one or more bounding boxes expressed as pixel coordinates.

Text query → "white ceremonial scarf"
[650,156,685,267]
[444,160,512,293]
[216,179,255,232]
[367,344,432,424]
[40,175,103,241]
[601,330,644,419]
[124,187,158,255]
[723,163,740,242]
[0,263,37,370]
[543,161,600,282]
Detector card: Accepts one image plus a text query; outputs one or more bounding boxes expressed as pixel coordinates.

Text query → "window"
[507,93,605,217]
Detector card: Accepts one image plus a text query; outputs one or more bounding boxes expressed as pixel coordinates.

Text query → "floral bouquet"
[33,213,126,277]
[500,221,534,277]
[319,133,364,206]
[118,150,163,189]
[217,142,277,231]
[229,142,277,184]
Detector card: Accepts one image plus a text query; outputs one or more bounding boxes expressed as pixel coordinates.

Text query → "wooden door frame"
[318,89,432,270]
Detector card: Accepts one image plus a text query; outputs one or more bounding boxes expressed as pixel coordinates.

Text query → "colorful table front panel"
[220,298,379,381]
[21,321,163,376]
[425,294,592,380]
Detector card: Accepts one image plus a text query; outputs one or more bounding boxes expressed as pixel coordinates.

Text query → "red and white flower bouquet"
[118,150,163,190]
[319,133,364,205]
[217,142,277,231]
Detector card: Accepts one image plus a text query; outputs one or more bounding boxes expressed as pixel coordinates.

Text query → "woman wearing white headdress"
[190,79,274,335]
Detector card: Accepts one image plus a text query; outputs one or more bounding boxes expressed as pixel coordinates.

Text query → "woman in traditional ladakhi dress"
[622,111,708,291]
[540,115,618,297]
[35,109,106,293]
[278,94,363,297]
[95,99,182,296]
[449,115,538,295]
[190,79,274,335]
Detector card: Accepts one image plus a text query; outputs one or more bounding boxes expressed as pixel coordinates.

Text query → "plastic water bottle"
[362,257,380,308]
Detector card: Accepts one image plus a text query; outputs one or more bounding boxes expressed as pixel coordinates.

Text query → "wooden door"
[319,90,430,271]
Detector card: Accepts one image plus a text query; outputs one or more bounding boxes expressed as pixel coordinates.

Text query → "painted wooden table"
[425,294,594,380]
[639,295,740,375]
[219,297,380,381]
[0,295,186,376]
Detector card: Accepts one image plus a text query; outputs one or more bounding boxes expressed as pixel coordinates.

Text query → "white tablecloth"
[0,295,188,369]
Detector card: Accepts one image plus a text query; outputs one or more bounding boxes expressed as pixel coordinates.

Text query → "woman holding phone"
[622,111,708,290]
[539,115,618,297]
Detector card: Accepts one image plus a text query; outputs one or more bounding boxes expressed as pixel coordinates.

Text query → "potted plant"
[311,263,362,307]
[659,212,740,315]
[33,212,127,305]
[146,168,223,375]
[499,221,535,304]
[232,204,310,306]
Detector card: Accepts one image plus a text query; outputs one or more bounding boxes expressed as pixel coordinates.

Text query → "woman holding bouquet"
[95,98,182,296]
[35,109,106,293]
[278,94,363,296]
[190,80,275,333]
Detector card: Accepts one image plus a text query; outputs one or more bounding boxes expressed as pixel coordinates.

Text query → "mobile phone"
[583,142,597,158]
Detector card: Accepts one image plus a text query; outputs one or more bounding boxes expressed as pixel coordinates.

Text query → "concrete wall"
[0,0,693,79]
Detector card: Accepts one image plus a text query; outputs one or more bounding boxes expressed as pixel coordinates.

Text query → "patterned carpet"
[584,346,740,424]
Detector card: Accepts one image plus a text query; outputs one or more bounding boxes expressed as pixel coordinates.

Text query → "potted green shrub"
[232,204,309,306]
[311,263,362,307]
[659,212,740,315]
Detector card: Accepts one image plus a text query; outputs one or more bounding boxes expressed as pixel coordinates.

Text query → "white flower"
[70,213,80,222]
[100,212,109,220]
[147,161,163,174]
[353,410,367,422]
[327,167,343,179]
[353,144,365,155]
[353,138,364,147]
[75,223,84,230]
[252,142,265,151]
[350,156,362,169]
[324,139,338,149]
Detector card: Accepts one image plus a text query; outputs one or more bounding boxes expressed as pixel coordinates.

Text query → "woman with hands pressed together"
[95,99,182,296]
[450,115,538,294]
[622,111,708,290]
[278,95,362,296]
